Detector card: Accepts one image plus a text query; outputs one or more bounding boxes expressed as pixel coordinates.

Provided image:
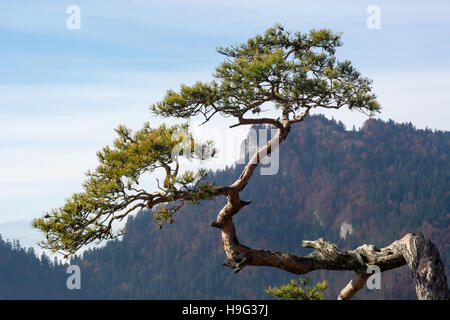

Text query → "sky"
[1,0,449,228]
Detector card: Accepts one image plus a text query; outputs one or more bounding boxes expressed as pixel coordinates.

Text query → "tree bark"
[338,273,370,300]
[399,233,449,300]
[219,231,449,300]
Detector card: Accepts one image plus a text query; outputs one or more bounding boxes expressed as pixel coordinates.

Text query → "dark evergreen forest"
[1,115,448,299]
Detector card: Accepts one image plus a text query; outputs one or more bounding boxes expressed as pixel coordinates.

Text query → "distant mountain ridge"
[1,115,448,299]
[0,220,41,250]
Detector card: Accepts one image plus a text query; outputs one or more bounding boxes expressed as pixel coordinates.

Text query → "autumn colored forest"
[1,115,448,299]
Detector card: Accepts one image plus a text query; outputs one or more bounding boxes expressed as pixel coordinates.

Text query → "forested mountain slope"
[1,115,448,299]
[74,115,450,299]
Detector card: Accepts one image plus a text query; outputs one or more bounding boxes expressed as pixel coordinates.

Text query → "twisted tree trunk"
[212,116,448,300]
[337,233,449,299]
[398,233,449,300]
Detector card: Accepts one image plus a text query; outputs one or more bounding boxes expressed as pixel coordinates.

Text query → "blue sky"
[1,0,449,225]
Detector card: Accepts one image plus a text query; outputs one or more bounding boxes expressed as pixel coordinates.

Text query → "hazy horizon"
[1,0,449,228]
